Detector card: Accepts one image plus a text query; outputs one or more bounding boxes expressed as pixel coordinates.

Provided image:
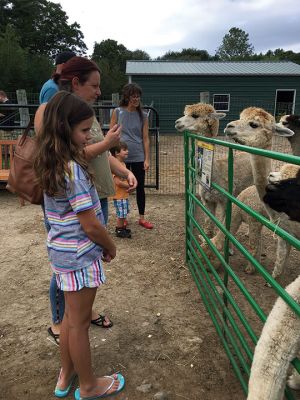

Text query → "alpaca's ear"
[208,112,226,120]
[275,123,294,137]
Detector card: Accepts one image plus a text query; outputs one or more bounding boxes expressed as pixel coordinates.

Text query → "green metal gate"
[184,131,300,399]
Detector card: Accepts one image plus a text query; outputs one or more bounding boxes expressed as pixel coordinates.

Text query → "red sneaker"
[138,219,153,229]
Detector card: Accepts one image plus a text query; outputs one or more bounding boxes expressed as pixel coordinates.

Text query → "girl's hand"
[102,252,112,263]
[144,160,150,171]
[102,246,116,262]
[104,124,121,148]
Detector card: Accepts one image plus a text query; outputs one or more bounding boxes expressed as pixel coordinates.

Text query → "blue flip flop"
[54,373,76,398]
[74,373,125,400]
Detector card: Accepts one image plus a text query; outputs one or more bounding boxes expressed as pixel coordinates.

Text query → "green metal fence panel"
[184,131,300,399]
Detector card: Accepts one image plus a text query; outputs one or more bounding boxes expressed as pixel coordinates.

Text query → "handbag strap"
[19,117,34,146]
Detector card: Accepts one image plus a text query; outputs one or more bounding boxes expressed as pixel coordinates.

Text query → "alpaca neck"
[290,139,300,157]
[250,154,271,201]
[250,152,278,221]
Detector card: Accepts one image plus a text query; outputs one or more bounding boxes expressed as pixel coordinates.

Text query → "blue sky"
[53,0,300,58]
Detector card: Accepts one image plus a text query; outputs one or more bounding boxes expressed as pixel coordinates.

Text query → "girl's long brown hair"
[34,91,94,196]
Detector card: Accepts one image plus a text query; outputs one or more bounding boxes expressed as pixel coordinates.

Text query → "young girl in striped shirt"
[34,91,125,399]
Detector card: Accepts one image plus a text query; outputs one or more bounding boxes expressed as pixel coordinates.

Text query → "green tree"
[0,25,53,92]
[93,39,129,71]
[0,0,87,58]
[0,25,27,92]
[92,39,150,97]
[130,49,151,60]
[261,48,300,65]
[158,48,211,60]
[216,27,254,60]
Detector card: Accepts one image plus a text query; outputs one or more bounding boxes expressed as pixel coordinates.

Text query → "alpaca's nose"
[226,123,235,129]
[175,120,182,129]
[224,123,236,136]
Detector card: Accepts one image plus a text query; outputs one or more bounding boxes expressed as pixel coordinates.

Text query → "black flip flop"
[48,327,60,345]
[91,314,113,328]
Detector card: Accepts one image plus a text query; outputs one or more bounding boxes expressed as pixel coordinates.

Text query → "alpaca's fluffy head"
[224,107,294,149]
[279,114,300,130]
[175,103,226,137]
[268,164,300,184]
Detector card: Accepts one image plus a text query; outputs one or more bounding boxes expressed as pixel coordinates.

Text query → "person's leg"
[92,197,113,325]
[114,200,131,238]
[58,287,95,389]
[49,273,65,335]
[128,162,153,228]
[100,198,109,226]
[60,288,120,397]
[127,162,145,216]
[49,273,112,336]
[42,203,65,336]
[42,203,66,338]
[117,216,126,228]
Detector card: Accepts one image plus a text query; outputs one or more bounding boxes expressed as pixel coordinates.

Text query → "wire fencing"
[146,134,293,195]
[0,93,295,195]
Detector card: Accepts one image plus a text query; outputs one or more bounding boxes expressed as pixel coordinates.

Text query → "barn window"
[213,94,230,111]
[274,89,296,118]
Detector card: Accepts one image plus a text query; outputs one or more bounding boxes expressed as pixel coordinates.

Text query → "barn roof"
[126,61,300,76]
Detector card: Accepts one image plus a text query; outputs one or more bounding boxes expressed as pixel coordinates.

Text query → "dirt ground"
[1,190,300,400]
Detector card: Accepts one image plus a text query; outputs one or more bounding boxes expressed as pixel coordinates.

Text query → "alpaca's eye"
[191,113,198,119]
[282,121,288,126]
[249,122,259,128]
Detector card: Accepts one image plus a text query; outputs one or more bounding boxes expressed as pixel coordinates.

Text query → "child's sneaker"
[115,227,132,238]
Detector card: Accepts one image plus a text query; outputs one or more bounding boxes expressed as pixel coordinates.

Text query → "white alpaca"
[175,103,226,137]
[175,103,254,237]
[202,163,300,275]
[268,164,300,183]
[247,274,300,400]
[200,107,294,269]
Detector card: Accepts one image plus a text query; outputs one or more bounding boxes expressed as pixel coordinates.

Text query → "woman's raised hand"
[104,124,121,148]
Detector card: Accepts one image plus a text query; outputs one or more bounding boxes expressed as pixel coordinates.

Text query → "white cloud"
[53,0,300,58]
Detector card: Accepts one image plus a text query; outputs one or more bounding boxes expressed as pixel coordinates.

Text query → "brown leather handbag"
[6,120,43,205]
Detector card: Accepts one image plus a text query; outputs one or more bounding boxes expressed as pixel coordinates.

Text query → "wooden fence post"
[16,89,30,127]
[112,93,119,105]
[200,91,210,104]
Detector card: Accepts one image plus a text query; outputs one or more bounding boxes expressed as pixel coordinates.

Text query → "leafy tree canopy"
[0,25,52,92]
[216,27,254,60]
[0,0,87,58]
[92,39,150,97]
[158,48,212,61]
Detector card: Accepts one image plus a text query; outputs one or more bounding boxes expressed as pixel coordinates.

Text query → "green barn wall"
[130,75,300,133]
